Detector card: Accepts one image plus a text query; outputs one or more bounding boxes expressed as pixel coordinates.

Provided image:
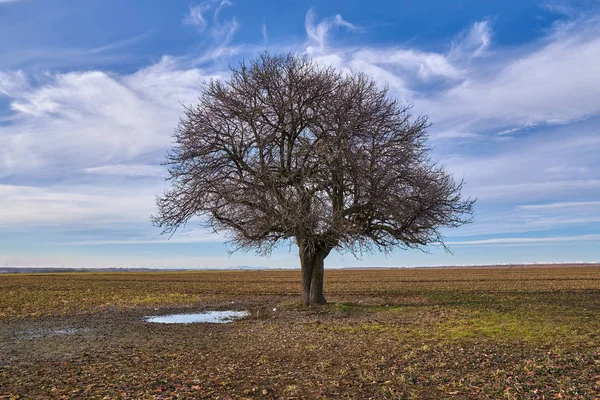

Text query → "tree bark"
[309,248,326,304]
[299,242,313,305]
[298,240,331,305]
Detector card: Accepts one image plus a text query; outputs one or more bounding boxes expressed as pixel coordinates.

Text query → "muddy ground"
[1,267,599,399]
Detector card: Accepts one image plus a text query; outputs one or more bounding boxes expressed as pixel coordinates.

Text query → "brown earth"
[1,266,599,399]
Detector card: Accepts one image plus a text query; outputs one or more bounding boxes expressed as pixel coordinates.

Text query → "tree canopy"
[153,53,475,304]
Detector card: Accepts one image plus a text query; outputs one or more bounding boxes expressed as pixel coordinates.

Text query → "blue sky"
[1,0,599,268]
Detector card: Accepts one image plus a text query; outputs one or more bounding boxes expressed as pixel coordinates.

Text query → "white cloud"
[0,57,212,179]
[0,253,294,269]
[64,228,225,245]
[422,16,600,133]
[185,3,212,31]
[305,8,357,50]
[0,184,158,227]
[448,234,600,246]
[542,1,581,17]
[473,180,600,201]
[82,164,164,177]
[261,23,268,42]
[352,48,462,81]
[545,165,591,174]
[0,59,220,231]
[300,12,600,139]
[301,13,466,100]
[446,179,600,238]
[449,20,492,60]
[185,0,238,45]
[0,70,28,96]
[518,201,600,210]
[301,12,462,100]
[439,118,600,208]
[211,17,239,44]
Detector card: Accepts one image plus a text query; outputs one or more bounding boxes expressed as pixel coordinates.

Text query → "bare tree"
[153,53,475,305]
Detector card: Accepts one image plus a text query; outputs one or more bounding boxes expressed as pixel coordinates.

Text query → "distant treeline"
[1,263,598,274]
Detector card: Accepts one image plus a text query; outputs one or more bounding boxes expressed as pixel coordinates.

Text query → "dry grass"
[1,266,599,399]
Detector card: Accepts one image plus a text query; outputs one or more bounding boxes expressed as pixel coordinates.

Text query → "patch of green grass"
[435,310,578,343]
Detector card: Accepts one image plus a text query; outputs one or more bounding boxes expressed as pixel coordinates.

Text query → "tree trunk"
[298,240,331,305]
[309,249,326,304]
[299,242,313,305]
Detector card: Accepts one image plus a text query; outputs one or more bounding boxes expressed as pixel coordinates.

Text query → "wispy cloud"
[518,201,600,210]
[448,234,600,246]
[0,184,158,227]
[0,253,294,269]
[261,23,268,42]
[300,12,463,100]
[87,32,151,55]
[422,16,600,134]
[82,164,164,177]
[449,20,492,60]
[63,229,225,245]
[0,26,150,71]
[185,3,211,31]
[474,180,600,201]
[299,11,600,138]
[305,8,358,50]
[185,0,239,45]
[542,0,583,17]
[0,70,28,97]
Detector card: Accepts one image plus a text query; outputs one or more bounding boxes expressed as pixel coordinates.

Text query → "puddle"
[144,310,249,324]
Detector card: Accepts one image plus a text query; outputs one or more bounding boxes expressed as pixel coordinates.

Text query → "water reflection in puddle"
[144,310,249,324]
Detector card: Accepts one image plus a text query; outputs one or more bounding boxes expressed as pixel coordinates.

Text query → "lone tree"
[153,53,474,305]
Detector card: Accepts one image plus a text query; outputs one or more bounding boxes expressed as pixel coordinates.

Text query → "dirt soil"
[1,267,599,399]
